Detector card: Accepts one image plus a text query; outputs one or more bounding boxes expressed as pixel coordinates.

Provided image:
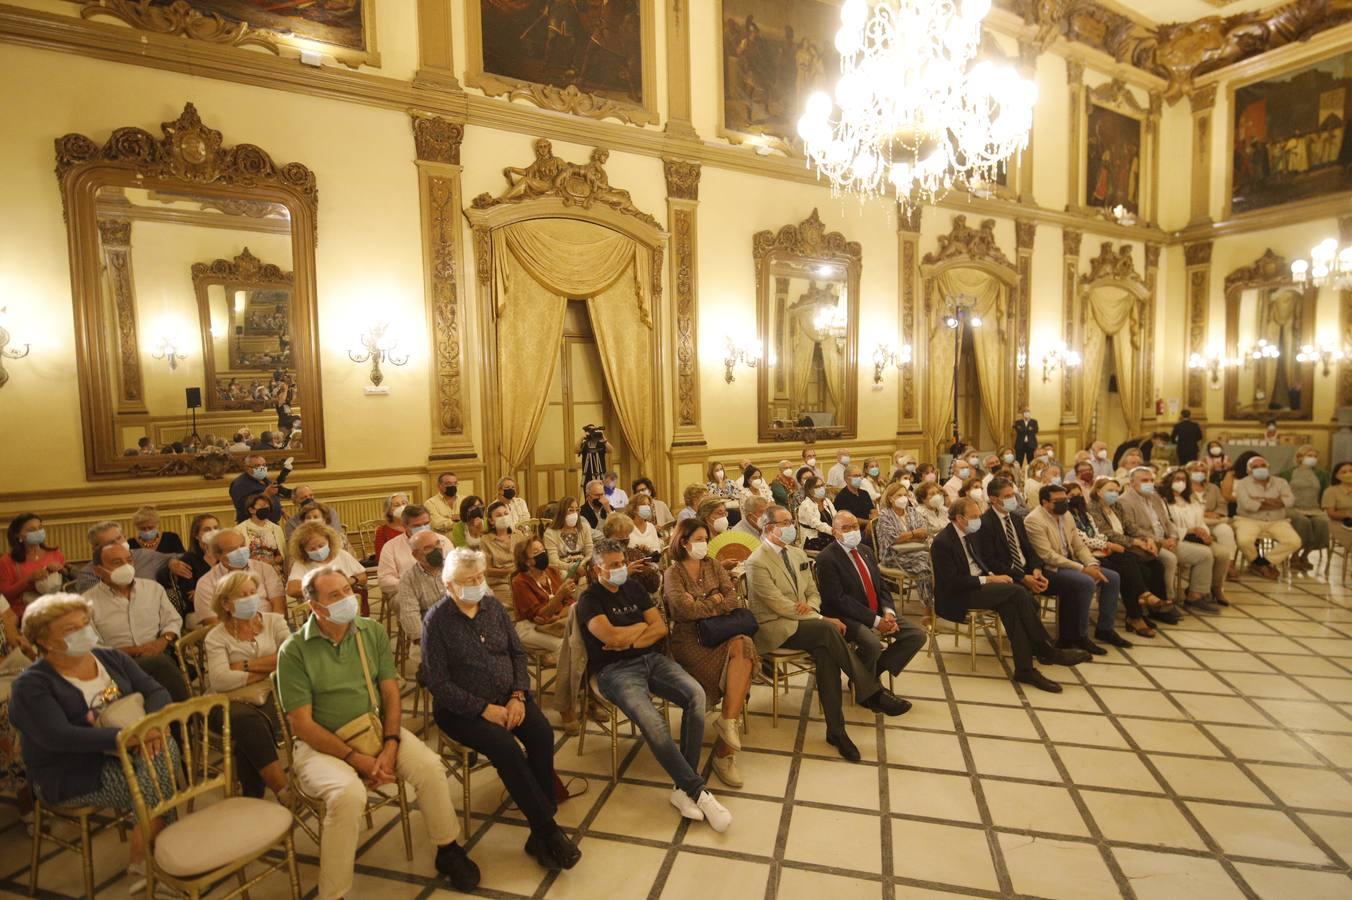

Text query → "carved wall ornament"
[106,247,143,407]
[922,215,1014,269]
[1088,79,1146,114]
[1081,242,1143,284]
[190,246,290,287]
[1339,215,1352,245]
[1145,242,1161,269]
[55,103,318,228]
[1063,227,1083,257]
[472,139,660,230]
[194,197,288,219]
[427,176,465,434]
[753,208,863,263]
[1223,249,1290,292]
[1184,240,1214,267]
[673,207,697,427]
[663,158,701,201]
[897,203,923,234]
[97,218,131,247]
[410,113,465,166]
[474,79,658,127]
[1191,84,1219,112]
[1015,219,1037,251]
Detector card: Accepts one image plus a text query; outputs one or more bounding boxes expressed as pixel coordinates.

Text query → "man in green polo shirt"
[277,565,479,897]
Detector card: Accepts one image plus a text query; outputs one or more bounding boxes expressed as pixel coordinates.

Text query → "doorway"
[1092,337,1129,450]
[955,324,998,450]
[517,300,630,511]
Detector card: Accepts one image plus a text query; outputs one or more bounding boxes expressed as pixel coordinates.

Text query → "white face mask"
[494,516,510,531]
[751,478,765,488]
[689,541,709,560]
[458,582,486,604]
[712,515,729,533]
[840,530,862,549]
[324,593,359,625]
[108,563,135,587]
[839,455,851,465]
[1096,449,1109,460]
[893,495,908,509]
[636,506,652,521]
[927,494,945,510]
[805,456,816,466]
[565,512,579,527]
[392,504,407,520]
[969,489,985,502]
[1172,482,1186,493]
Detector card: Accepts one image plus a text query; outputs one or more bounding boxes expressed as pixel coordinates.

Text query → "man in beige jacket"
[1116,467,1218,613]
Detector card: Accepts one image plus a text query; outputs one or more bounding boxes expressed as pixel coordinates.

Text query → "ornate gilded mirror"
[56,104,323,478]
[1224,249,1316,420]
[755,210,860,442]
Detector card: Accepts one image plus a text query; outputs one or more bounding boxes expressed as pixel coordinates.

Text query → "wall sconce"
[1038,341,1082,383]
[349,321,408,388]
[1187,344,1237,388]
[723,337,762,384]
[872,342,913,384]
[1109,204,1136,227]
[1296,340,1349,376]
[1241,339,1280,364]
[0,306,30,389]
[151,336,187,371]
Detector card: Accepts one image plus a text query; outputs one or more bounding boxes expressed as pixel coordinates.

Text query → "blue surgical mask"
[840,530,862,549]
[964,519,983,535]
[232,595,260,620]
[1049,475,1063,485]
[637,506,652,521]
[1190,471,1206,483]
[137,529,158,542]
[957,468,971,478]
[849,476,863,489]
[777,525,797,545]
[1002,497,1019,513]
[458,582,487,604]
[307,545,331,562]
[24,528,46,546]
[867,467,880,477]
[1251,467,1270,480]
[813,487,826,499]
[409,524,431,535]
[1302,457,1317,467]
[1103,491,1120,505]
[324,593,359,625]
[60,623,100,657]
[226,546,251,569]
[1002,453,1015,463]
[251,466,268,481]
[1138,483,1156,494]
[606,566,628,587]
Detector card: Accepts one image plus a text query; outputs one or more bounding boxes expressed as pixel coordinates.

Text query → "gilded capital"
[1191,84,1218,114]
[410,112,464,165]
[1062,228,1082,258]
[1015,219,1037,251]
[1184,241,1213,267]
[663,158,701,201]
[897,203,922,233]
[1145,242,1161,269]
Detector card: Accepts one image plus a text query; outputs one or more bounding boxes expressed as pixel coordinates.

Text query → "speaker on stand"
[186,387,202,442]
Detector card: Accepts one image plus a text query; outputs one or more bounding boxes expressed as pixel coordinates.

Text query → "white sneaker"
[711,753,744,788]
[713,716,742,751]
[696,791,732,833]
[670,787,704,820]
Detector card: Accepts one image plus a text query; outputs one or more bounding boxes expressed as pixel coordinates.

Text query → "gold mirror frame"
[754,209,861,443]
[55,103,324,479]
[1223,248,1317,422]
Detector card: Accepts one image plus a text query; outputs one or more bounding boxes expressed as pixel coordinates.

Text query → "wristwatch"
[510,691,526,702]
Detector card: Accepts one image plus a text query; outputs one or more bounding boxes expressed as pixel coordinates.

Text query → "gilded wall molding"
[1144,242,1160,420]
[665,156,701,440]
[97,218,146,414]
[897,205,922,431]
[1184,240,1215,410]
[1014,219,1036,409]
[1061,228,1082,421]
[411,111,463,165]
[1081,241,1141,284]
[754,209,863,264]
[663,159,701,202]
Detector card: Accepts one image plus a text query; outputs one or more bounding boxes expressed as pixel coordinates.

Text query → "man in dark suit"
[1012,408,1038,466]
[1169,409,1204,463]
[816,511,926,694]
[930,497,1090,692]
[977,477,1100,656]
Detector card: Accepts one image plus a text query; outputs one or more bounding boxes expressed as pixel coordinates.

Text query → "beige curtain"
[491,218,656,473]
[925,307,957,455]
[821,336,845,412]
[1077,286,1142,443]
[790,319,816,414]
[934,268,1007,443]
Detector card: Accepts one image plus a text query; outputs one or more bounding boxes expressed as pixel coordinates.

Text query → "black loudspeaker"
[186,387,202,409]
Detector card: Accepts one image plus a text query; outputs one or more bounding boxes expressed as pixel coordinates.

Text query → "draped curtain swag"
[927,267,1007,448]
[491,218,656,475]
[1076,285,1142,445]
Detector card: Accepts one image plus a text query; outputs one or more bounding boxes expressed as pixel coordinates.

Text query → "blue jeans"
[1046,567,1120,640]
[596,653,706,800]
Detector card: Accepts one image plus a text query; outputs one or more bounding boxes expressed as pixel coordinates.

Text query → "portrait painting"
[1085,104,1142,215]
[478,0,644,105]
[97,0,371,52]
[721,0,841,143]
[1232,51,1352,214]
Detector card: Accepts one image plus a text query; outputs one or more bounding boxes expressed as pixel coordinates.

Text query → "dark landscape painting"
[147,0,368,51]
[1232,51,1352,214]
[480,0,644,104]
[721,0,841,142]
[1085,104,1142,215]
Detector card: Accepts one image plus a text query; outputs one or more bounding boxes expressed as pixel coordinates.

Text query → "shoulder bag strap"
[352,627,381,716]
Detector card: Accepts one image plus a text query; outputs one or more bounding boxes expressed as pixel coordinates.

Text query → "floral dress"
[874,506,935,612]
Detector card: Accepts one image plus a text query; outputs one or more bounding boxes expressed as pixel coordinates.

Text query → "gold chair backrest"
[514,517,548,542]
[175,624,213,696]
[116,695,231,829]
[350,519,381,561]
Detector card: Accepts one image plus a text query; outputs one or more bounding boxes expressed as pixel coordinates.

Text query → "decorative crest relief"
[410,113,465,166]
[753,209,862,262]
[922,215,1013,269]
[663,159,701,201]
[190,247,292,288]
[1224,249,1290,292]
[1081,242,1142,284]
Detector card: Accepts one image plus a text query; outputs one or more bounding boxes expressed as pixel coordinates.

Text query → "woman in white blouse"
[1161,468,1231,605]
[739,465,774,507]
[285,521,367,600]
[626,495,663,553]
[202,571,292,801]
[796,475,836,551]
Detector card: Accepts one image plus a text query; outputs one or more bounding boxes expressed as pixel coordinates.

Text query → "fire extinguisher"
[1155,397,1165,416]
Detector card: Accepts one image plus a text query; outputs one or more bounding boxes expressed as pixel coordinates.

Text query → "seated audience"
[424,548,581,871]
[1161,470,1232,606]
[294,501,352,553]
[580,480,611,531]
[377,505,453,602]
[959,475,989,516]
[481,501,519,598]
[1087,478,1178,624]
[800,447,824,481]
[128,506,184,557]
[1088,441,1113,478]
[1324,461,1352,551]
[578,540,732,831]
[1234,455,1302,580]
[396,530,447,669]
[425,471,460,537]
[2,513,65,621]
[695,496,731,540]
[741,465,773,508]
[601,514,662,591]
[74,521,180,593]
[943,459,972,503]
[1072,461,1096,490]
[11,594,176,891]
[678,483,709,522]
[916,482,950,536]
[1185,461,1236,551]
[496,476,531,528]
[287,521,366,600]
[834,465,877,521]
[796,476,836,552]
[543,498,593,576]
[235,492,287,571]
[826,450,852,489]
[164,513,219,610]
[1118,467,1217,612]
[1206,441,1230,486]
[277,566,479,894]
[627,494,664,552]
[705,462,741,521]
[230,454,291,524]
[891,453,918,483]
[283,484,344,541]
[195,530,283,627]
[1115,448,1145,482]
[631,478,675,526]
[511,537,575,656]
[1281,445,1330,572]
[203,570,292,800]
[746,506,893,762]
[860,458,884,500]
[602,471,629,512]
[1022,483,1129,649]
[733,495,769,539]
[771,460,798,507]
[450,496,486,548]
[1064,482,1156,637]
[374,493,410,562]
[875,483,936,614]
[663,520,757,788]
[83,541,188,700]
[817,511,927,685]
[930,498,1090,693]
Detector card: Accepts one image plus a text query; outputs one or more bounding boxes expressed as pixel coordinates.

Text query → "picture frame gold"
[464,0,658,127]
[1070,78,1157,224]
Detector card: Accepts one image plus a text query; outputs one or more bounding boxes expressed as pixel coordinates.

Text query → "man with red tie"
[816,511,928,699]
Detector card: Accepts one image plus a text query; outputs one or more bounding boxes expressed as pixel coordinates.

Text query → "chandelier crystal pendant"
[1291,237,1352,290]
[796,0,1037,207]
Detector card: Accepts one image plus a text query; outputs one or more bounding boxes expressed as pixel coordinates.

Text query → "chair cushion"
[153,797,292,878]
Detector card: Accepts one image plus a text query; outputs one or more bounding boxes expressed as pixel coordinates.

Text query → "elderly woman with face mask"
[875,483,935,615]
[286,521,367,601]
[425,548,581,872]
[374,493,410,563]
[1280,445,1330,571]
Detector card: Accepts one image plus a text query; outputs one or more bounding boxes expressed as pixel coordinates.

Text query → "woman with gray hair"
[423,548,581,871]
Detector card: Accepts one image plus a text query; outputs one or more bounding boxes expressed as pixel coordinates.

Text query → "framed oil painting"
[1230,50,1352,216]
[718,0,842,148]
[74,0,378,68]
[466,0,657,126]
[1085,104,1143,216]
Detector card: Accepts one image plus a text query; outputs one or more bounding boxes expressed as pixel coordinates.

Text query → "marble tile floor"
[2,572,1351,899]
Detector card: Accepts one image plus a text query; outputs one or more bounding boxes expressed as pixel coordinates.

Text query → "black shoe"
[1013,668,1063,693]
[1187,597,1221,614]
[525,833,559,870]
[1037,644,1092,666]
[436,841,481,891]
[1148,609,1182,625]
[1094,630,1133,649]
[861,689,911,717]
[1073,637,1108,656]
[826,730,861,762]
[1214,595,1231,607]
[545,829,582,870]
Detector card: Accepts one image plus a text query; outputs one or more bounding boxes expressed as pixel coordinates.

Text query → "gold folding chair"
[27,799,130,898]
[577,676,671,783]
[117,694,300,899]
[174,625,213,697]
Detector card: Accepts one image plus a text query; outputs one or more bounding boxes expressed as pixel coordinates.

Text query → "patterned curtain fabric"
[1077,286,1142,444]
[929,268,1007,446]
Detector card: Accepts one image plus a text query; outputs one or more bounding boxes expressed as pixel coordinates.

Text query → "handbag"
[696,607,758,647]
[97,692,146,730]
[333,628,384,757]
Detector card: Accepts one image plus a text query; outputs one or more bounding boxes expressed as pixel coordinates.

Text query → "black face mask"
[425,549,445,568]
[533,551,549,570]
[503,488,516,500]
[1051,500,1070,516]
[1068,496,1086,512]
[468,507,484,523]
[443,484,458,498]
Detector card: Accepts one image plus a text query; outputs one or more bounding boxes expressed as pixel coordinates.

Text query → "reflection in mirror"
[755,210,861,442]
[1224,249,1316,421]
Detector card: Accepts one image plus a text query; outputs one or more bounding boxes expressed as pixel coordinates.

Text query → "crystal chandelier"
[1291,238,1352,290]
[796,0,1037,206]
